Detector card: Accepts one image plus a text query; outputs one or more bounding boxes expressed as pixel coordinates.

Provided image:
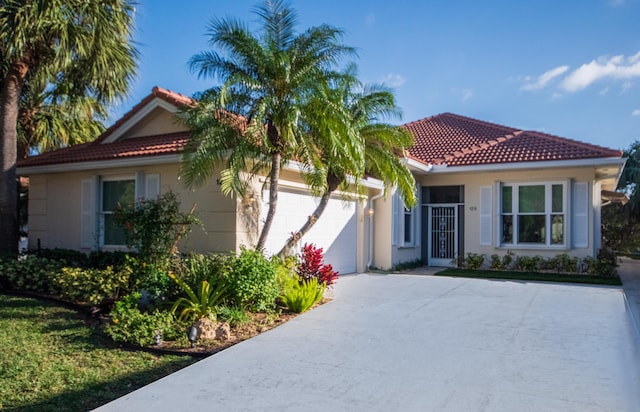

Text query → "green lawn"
[0,294,196,411]
[435,268,622,286]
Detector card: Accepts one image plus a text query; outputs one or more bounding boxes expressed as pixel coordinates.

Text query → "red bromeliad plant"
[297,243,339,287]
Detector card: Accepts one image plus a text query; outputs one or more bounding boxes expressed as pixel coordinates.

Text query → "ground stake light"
[187,325,198,348]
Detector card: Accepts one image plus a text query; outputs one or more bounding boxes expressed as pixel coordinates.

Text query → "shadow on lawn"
[4,357,195,412]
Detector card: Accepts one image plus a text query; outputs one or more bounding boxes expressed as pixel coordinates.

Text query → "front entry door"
[428,205,458,267]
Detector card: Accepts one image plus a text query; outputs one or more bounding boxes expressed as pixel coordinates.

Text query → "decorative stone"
[194,318,232,341]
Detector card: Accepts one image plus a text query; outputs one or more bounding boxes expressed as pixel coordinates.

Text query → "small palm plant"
[168,272,229,322]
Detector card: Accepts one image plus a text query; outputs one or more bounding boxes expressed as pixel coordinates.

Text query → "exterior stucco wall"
[27,163,241,254]
[416,166,598,264]
[121,107,187,139]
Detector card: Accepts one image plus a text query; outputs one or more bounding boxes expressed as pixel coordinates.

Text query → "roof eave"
[427,157,626,174]
[17,154,181,175]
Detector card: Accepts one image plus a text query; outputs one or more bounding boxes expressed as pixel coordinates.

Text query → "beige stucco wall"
[27,163,244,255]
[121,107,187,139]
[370,165,602,270]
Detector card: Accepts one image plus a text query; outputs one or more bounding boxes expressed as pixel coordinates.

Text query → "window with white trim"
[403,206,415,245]
[100,178,135,246]
[500,182,566,246]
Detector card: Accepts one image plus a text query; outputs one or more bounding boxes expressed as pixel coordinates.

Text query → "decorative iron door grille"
[429,206,457,267]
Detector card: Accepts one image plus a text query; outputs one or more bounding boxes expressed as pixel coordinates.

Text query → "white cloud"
[521,65,569,91]
[610,0,626,6]
[560,52,640,92]
[633,109,640,117]
[599,86,610,95]
[550,92,563,100]
[380,73,406,88]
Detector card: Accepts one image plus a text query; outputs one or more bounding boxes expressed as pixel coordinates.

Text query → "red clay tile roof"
[18,132,189,168]
[404,113,622,167]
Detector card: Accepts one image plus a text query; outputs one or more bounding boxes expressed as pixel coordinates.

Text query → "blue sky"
[114,0,640,151]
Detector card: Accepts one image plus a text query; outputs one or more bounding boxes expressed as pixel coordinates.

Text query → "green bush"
[279,277,324,313]
[0,256,64,294]
[584,249,618,277]
[105,293,179,346]
[464,253,485,270]
[514,255,544,272]
[548,253,579,273]
[88,250,131,269]
[28,248,88,267]
[53,266,131,305]
[226,248,279,312]
[176,253,233,289]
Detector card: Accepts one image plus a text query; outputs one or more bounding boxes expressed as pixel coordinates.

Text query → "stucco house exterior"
[16,87,626,272]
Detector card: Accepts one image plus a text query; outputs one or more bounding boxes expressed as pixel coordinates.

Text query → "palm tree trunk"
[256,152,281,250]
[276,172,342,258]
[277,190,333,258]
[0,62,28,255]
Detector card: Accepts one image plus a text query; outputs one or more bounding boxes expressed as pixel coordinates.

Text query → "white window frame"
[499,180,568,249]
[99,176,135,248]
[393,193,416,247]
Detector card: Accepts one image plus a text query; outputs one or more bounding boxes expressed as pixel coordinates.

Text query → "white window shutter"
[80,177,97,249]
[392,194,399,246]
[145,174,160,200]
[479,186,492,246]
[135,171,146,201]
[573,182,589,248]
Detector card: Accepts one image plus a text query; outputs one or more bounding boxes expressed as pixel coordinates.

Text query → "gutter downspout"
[367,189,385,270]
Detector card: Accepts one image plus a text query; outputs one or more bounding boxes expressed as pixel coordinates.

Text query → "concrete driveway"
[97,273,640,412]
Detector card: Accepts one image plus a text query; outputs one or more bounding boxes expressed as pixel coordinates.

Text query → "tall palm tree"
[181,0,356,250]
[0,0,138,254]
[277,69,417,257]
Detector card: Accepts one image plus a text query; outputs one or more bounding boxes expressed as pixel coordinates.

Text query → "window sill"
[497,244,569,251]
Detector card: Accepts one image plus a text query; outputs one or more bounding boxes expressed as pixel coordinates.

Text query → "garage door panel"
[261,190,357,274]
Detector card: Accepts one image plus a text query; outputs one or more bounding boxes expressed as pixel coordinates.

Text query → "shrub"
[176,253,233,289]
[548,253,579,273]
[114,191,200,267]
[585,249,618,277]
[105,293,179,346]
[464,253,485,270]
[53,266,131,305]
[88,250,131,270]
[226,248,279,312]
[297,243,339,287]
[28,248,88,267]
[279,277,324,313]
[514,255,544,272]
[0,255,64,294]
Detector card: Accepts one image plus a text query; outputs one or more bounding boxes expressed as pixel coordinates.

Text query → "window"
[101,179,135,246]
[501,182,565,246]
[404,207,414,244]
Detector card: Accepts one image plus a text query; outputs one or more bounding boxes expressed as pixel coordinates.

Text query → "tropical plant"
[277,67,416,257]
[279,277,324,313]
[296,243,339,287]
[180,0,356,250]
[169,272,229,322]
[0,0,138,254]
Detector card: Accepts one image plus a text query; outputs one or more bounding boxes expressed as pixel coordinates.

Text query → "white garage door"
[261,189,357,274]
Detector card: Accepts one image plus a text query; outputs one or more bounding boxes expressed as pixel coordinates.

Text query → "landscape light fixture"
[187,325,198,348]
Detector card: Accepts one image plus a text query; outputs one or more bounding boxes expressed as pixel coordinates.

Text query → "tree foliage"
[602,140,640,252]
[180,0,356,250]
[0,0,138,254]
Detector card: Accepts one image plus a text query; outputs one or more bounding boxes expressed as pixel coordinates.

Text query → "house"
[16,87,626,272]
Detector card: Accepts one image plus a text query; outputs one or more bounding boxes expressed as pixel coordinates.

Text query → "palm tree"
[181,0,356,251]
[277,69,417,257]
[0,0,138,254]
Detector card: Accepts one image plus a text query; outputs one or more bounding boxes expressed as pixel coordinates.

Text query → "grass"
[435,268,622,286]
[0,294,196,411]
